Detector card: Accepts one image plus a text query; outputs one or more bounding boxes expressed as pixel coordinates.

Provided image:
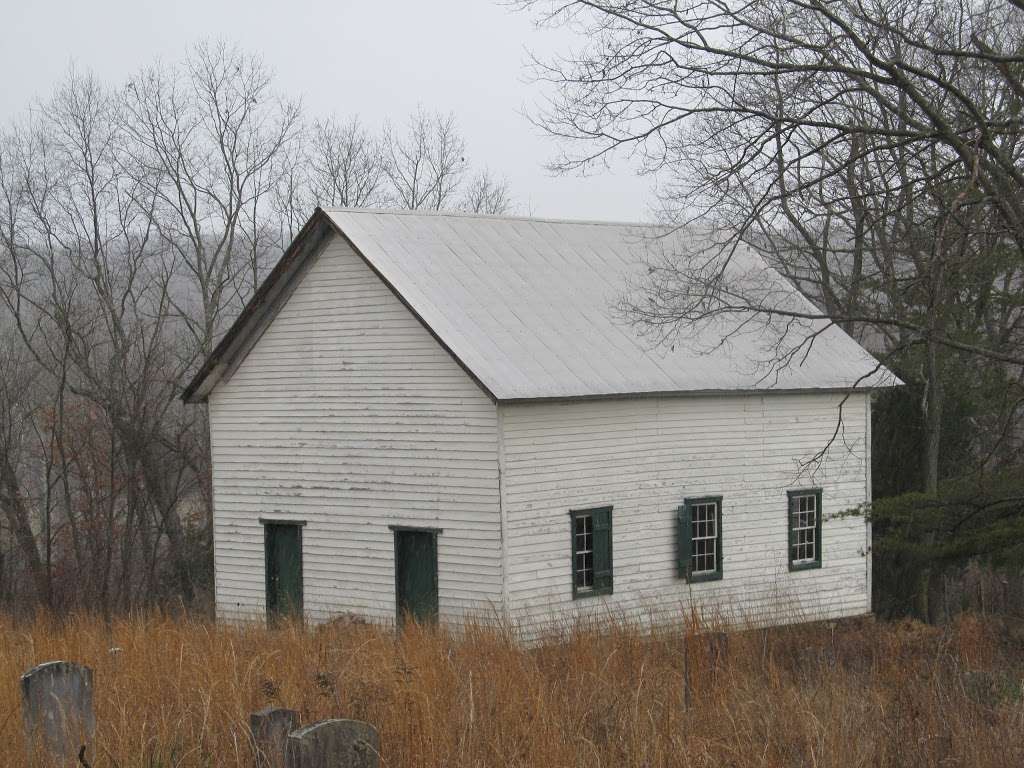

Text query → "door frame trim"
[388,524,444,533]
[259,517,307,526]
[391,526,441,625]
[263,521,305,621]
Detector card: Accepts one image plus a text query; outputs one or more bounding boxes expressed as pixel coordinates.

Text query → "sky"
[0,0,654,222]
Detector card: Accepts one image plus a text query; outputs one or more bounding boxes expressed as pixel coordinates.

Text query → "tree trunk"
[922,336,944,494]
[917,335,944,620]
[136,444,193,605]
[0,453,50,607]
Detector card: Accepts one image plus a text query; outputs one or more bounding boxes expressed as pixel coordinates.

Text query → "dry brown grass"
[1,611,1022,767]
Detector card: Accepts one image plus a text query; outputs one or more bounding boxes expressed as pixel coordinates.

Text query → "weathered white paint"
[205,216,876,634]
[498,392,872,632]
[208,233,503,623]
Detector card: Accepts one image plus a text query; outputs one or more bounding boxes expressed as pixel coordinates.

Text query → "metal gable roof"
[321,208,898,401]
[183,207,898,404]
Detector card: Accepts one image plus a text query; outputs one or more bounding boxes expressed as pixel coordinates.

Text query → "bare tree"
[121,41,302,357]
[0,331,49,607]
[269,134,309,246]
[0,68,202,611]
[383,108,467,210]
[307,116,386,209]
[271,115,387,243]
[461,169,513,215]
[521,0,1024,493]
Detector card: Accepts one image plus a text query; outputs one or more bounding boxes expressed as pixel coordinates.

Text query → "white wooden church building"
[184,208,896,631]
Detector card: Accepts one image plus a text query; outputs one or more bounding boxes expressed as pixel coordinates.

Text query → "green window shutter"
[813,489,823,567]
[592,507,613,595]
[677,503,692,579]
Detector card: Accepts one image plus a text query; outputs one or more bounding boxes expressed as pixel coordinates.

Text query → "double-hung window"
[678,496,723,582]
[788,489,823,570]
[570,506,613,598]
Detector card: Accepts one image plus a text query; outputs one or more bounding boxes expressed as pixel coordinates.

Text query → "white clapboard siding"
[208,233,502,623]
[498,392,872,631]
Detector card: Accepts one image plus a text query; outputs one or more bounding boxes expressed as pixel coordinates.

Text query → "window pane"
[690,501,719,575]
[790,493,819,564]
[574,514,594,590]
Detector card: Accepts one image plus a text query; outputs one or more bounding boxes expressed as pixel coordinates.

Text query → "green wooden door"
[394,530,439,625]
[265,523,303,621]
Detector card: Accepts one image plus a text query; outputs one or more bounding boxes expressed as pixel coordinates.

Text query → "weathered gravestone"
[285,719,380,768]
[251,706,300,768]
[20,661,96,765]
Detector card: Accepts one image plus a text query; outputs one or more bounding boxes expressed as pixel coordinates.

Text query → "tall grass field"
[1,612,1022,767]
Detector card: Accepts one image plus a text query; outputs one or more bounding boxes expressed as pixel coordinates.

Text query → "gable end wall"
[208,232,503,623]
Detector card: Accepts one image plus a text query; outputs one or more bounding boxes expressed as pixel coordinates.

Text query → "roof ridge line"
[322,206,663,228]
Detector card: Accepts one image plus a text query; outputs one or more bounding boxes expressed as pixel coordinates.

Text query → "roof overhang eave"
[493,379,902,405]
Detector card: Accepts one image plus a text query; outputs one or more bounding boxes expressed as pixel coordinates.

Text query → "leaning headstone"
[285,719,380,768]
[251,706,300,768]
[20,661,96,766]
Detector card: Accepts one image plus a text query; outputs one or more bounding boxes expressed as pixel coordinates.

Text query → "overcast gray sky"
[0,0,653,222]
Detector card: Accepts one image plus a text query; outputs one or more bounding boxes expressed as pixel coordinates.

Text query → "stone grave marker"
[251,706,300,768]
[20,661,96,765]
[285,719,380,768]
